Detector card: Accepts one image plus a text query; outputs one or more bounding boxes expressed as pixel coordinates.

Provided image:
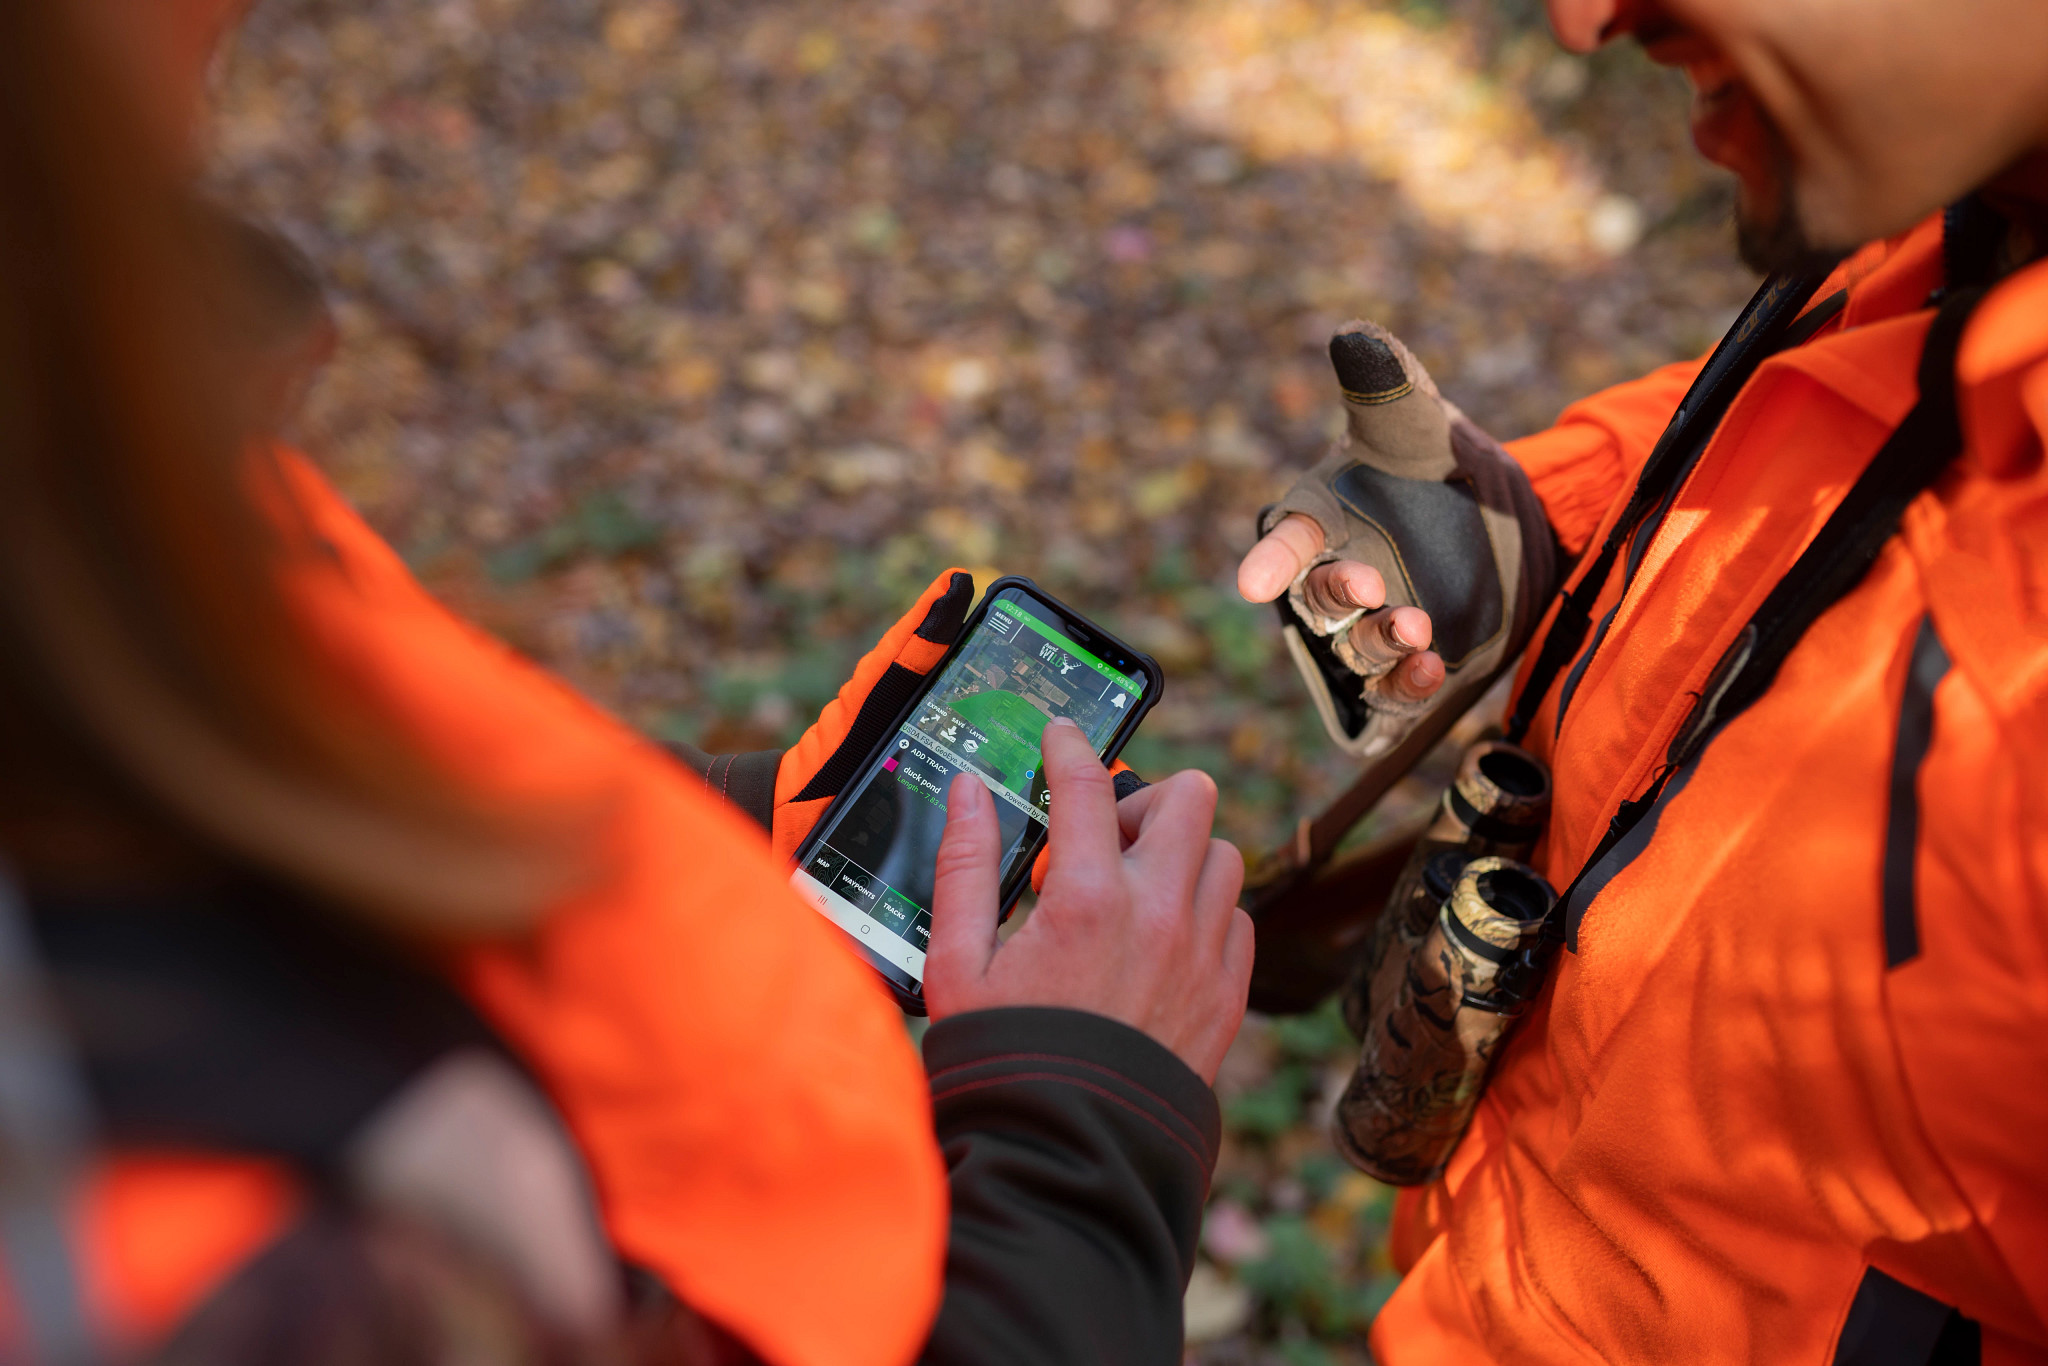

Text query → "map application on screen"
[789,591,1146,987]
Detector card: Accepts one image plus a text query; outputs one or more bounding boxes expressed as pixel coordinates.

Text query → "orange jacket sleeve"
[270,451,947,1366]
[1504,357,1704,558]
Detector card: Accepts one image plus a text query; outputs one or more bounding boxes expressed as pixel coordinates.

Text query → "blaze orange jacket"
[1374,217,2048,1361]
[66,452,949,1366]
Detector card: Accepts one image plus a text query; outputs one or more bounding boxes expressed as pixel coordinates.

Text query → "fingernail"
[1048,716,1079,730]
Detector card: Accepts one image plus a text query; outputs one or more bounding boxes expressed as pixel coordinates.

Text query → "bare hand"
[1236,512,1446,702]
[924,718,1253,1083]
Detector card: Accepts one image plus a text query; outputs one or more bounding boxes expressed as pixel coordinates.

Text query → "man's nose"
[1545,0,1621,53]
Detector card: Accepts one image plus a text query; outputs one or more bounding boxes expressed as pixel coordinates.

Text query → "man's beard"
[1733,141,1844,275]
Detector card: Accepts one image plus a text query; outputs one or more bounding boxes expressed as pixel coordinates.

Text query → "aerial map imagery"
[792,594,1146,977]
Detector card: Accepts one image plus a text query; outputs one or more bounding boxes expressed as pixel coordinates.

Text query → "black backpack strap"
[1662,288,1983,769]
[1551,281,1988,947]
[29,876,508,1170]
[0,868,99,1366]
[26,875,627,1345]
[1506,265,1840,743]
[1833,1267,1982,1366]
[1938,196,2006,300]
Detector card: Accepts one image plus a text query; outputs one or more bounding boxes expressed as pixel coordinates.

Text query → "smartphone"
[789,577,1163,1013]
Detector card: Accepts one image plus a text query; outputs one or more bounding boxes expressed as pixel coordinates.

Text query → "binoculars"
[1334,741,1559,1186]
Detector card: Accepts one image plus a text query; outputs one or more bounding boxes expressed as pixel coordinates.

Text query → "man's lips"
[1637,30,1757,173]
[1688,79,1751,168]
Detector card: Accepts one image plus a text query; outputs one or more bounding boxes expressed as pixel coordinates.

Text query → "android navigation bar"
[793,845,930,976]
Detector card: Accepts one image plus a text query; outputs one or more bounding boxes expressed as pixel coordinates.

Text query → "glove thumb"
[1328,323,1456,481]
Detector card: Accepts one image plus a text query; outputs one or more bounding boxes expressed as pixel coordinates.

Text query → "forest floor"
[212,0,1753,1357]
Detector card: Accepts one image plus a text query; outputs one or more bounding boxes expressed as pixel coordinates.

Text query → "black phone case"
[792,576,1164,1014]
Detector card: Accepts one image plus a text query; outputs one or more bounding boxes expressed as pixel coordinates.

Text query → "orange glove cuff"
[771,570,975,864]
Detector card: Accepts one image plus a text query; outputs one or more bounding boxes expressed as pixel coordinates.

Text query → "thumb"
[1238,513,1323,603]
[925,773,1002,1009]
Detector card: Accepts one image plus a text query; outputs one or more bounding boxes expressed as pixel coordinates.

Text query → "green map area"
[946,688,1050,795]
[903,595,1142,813]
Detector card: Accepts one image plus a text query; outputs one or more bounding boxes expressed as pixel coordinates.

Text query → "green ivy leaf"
[1223,1062,1312,1139]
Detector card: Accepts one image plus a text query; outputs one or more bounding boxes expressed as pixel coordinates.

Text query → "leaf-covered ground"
[211,0,1753,1357]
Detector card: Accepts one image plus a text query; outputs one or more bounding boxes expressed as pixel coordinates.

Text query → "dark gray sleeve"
[661,743,783,831]
[917,1007,1219,1366]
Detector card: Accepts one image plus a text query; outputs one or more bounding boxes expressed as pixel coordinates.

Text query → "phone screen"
[790,587,1149,993]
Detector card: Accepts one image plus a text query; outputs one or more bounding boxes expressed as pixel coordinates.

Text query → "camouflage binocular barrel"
[1341,740,1550,1038]
[1335,742,1558,1186]
[1335,855,1558,1185]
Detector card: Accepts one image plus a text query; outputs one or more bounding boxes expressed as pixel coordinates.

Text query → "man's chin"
[1733,178,1844,276]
